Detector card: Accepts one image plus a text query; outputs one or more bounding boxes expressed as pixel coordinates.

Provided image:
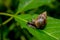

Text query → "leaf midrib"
[17,0,33,14]
[42,30,59,40]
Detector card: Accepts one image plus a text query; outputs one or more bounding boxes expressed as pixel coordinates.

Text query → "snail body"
[28,11,47,29]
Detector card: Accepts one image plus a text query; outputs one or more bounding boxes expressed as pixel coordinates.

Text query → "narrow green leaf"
[16,0,54,14]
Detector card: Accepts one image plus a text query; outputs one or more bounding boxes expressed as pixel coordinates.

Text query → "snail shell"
[34,11,47,29]
[28,11,47,29]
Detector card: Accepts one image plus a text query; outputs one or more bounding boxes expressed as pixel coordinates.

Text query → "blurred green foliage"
[0,0,60,40]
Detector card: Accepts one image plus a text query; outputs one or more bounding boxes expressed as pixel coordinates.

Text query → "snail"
[27,11,47,30]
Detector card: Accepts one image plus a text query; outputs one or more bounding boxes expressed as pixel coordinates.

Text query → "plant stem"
[0,13,27,25]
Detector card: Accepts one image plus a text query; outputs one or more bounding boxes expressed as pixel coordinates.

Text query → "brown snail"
[27,11,47,30]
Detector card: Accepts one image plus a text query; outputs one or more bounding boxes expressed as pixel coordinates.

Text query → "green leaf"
[16,0,54,13]
[14,14,60,40]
